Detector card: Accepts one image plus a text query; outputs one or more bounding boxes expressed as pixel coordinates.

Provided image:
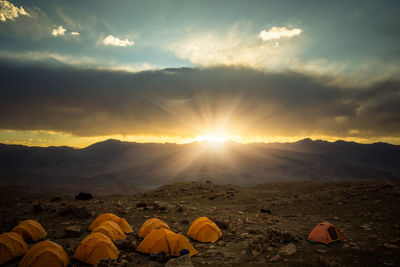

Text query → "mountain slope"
[0,139,399,193]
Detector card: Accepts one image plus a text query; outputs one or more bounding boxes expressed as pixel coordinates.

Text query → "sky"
[0,0,399,147]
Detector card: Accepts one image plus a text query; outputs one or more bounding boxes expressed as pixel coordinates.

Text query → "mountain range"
[0,139,399,194]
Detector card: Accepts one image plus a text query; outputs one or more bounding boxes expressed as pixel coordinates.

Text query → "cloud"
[51,25,66,37]
[0,58,399,140]
[169,27,302,69]
[258,27,302,41]
[70,32,80,36]
[103,35,134,47]
[0,0,29,22]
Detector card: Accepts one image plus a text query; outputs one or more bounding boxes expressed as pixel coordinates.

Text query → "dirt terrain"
[1,181,400,266]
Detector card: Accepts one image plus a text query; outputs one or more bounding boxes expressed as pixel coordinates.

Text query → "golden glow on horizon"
[0,129,400,147]
[193,133,230,143]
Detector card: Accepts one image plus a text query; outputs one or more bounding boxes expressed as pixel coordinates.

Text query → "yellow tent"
[73,232,119,266]
[137,228,198,257]
[0,232,28,265]
[93,221,126,242]
[138,218,170,238]
[89,213,133,233]
[19,240,69,267]
[187,217,222,243]
[12,220,47,242]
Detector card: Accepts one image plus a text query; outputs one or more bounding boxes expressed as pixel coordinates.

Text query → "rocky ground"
[1,181,400,266]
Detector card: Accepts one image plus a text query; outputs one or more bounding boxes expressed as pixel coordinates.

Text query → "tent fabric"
[93,221,126,242]
[308,222,345,244]
[138,218,170,238]
[136,228,198,257]
[19,240,69,267]
[187,217,222,243]
[89,213,133,233]
[12,220,47,242]
[73,232,119,266]
[0,232,28,265]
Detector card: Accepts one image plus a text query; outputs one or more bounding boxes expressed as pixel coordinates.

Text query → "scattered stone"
[50,196,62,202]
[205,180,212,184]
[33,204,43,214]
[270,254,281,262]
[382,243,399,250]
[260,208,272,214]
[208,195,218,200]
[115,239,135,251]
[279,242,297,256]
[148,252,169,264]
[74,207,91,219]
[64,225,82,237]
[75,192,93,200]
[319,256,340,267]
[165,254,194,267]
[58,205,90,219]
[151,201,168,211]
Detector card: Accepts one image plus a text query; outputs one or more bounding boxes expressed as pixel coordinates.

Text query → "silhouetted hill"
[0,139,399,193]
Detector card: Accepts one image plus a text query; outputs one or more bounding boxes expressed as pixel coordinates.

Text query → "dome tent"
[0,232,28,265]
[12,220,47,242]
[137,228,198,257]
[187,217,222,243]
[19,240,69,267]
[93,221,126,242]
[138,218,170,238]
[89,213,133,233]
[308,222,345,244]
[73,232,119,266]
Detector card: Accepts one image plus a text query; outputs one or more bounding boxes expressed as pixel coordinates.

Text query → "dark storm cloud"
[0,58,399,138]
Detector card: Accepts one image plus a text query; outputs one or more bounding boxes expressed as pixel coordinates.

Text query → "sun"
[194,133,229,143]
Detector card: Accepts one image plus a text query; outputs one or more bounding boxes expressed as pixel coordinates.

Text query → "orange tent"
[19,240,69,267]
[0,232,28,265]
[89,213,133,233]
[187,217,222,243]
[138,218,170,238]
[308,222,345,244]
[137,228,198,257]
[12,220,47,242]
[73,232,119,266]
[93,221,126,242]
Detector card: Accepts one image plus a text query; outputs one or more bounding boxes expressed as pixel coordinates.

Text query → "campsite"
[1,181,399,266]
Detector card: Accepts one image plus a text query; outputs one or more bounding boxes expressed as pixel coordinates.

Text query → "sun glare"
[194,134,229,143]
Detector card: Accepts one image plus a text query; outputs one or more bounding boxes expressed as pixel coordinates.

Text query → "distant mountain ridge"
[0,139,399,194]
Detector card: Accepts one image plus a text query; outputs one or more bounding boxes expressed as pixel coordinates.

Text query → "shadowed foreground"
[0,181,399,266]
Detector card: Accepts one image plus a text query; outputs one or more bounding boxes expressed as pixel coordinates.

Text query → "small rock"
[74,207,91,219]
[64,225,82,237]
[317,249,328,253]
[279,242,297,256]
[136,201,147,208]
[319,256,340,267]
[33,204,43,214]
[383,243,399,250]
[260,208,271,214]
[165,254,194,267]
[115,239,135,251]
[75,192,93,200]
[270,254,281,262]
[50,196,62,202]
